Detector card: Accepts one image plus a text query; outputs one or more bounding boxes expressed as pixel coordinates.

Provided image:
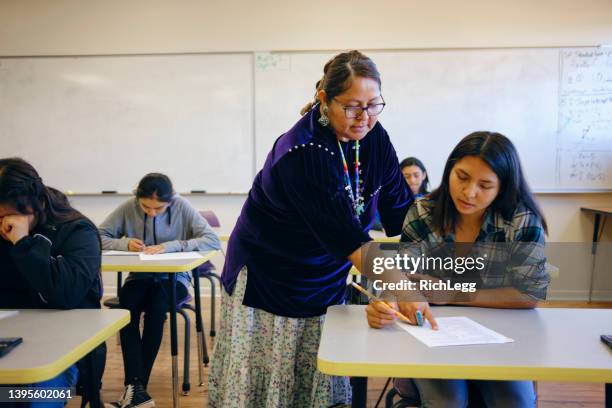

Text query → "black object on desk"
[602,335,612,350]
[0,337,23,358]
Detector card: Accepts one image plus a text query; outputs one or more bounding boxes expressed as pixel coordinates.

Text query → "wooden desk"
[318,305,612,407]
[581,207,612,302]
[0,309,129,407]
[101,250,217,408]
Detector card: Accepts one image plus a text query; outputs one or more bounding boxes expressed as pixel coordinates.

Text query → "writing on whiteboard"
[559,150,612,187]
[557,49,612,189]
[255,53,291,71]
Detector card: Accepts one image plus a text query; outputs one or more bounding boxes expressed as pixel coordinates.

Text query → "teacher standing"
[209,50,413,407]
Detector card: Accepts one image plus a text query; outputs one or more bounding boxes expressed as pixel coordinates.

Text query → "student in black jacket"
[0,157,102,407]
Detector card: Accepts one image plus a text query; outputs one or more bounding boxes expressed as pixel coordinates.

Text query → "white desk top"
[0,309,129,384]
[101,250,217,273]
[318,305,612,382]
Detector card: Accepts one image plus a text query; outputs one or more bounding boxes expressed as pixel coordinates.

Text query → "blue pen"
[416,309,424,327]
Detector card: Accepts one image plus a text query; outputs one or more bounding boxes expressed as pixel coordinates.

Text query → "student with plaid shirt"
[366,131,549,408]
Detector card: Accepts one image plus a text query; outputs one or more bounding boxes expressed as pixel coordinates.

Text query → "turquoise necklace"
[337,140,364,218]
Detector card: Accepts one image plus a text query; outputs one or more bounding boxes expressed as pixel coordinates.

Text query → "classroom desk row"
[3,249,611,408]
[0,251,217,408]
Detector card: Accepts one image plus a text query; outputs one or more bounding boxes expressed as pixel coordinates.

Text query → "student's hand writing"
[142,245,165,255]
[409,274,474,305]
[128,239,145,252]
[366,300,401,329]
[409,274,451,305]
[398,301,439,330]
[0,215,32,244]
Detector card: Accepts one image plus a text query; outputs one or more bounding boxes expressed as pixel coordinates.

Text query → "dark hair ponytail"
[135,173,174,202]
[0,157,88,226]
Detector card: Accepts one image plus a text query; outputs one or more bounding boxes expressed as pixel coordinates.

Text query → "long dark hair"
[135,173,174,202]
[0,157,88,227]
[430,132,547,235]
[400,157,430,195]
[300,50,381,115]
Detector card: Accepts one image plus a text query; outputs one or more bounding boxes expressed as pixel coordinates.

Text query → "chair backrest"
[199,210,221,228]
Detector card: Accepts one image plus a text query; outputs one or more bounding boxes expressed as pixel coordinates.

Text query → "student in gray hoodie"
[99,173,220,408]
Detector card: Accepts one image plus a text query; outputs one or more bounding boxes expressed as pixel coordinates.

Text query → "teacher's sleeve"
[376,130,413,236]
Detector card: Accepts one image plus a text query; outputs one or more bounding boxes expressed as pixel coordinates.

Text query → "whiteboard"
[1,49,611,194]
[0,53,253,193]
[255,48,612,192]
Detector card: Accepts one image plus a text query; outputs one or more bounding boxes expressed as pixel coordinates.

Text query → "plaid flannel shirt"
[399,198,549,300]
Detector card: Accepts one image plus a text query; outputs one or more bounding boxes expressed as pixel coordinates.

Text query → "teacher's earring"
[318,105,330,127]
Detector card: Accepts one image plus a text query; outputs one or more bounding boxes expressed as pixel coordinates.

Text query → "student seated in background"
[366,132,550,408]
[99,173,220,408]
[400,156,430,198]
[371,156,430,231]
[0,157,103,408]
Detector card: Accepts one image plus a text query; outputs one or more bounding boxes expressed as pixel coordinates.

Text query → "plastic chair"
[197,210,223,337]
[199,210,221,228]
[384,378,535,408]
[102,274,195,395]
[176,294,195,395]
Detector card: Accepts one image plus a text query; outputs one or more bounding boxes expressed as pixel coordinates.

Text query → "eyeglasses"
[333,98,386,119]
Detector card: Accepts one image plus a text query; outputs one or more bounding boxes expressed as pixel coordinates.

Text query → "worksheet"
[397,316,514,347]
[0,311,19,320]
[102,250,134,256]
[139,252,204,261]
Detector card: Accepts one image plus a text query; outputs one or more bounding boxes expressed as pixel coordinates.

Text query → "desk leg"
[606,383,611,408]
[588,214,602,302]
[192,269,209,386]
[169,274,180,408]
[85,350,101,408]
[351,377,367,408]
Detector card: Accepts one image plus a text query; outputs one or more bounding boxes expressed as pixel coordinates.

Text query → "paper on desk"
[0,310,19,320]
[103,250,134,256]
[397,316,513,347]
[139,252,204,261]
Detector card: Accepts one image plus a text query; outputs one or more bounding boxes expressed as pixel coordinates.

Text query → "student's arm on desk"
[98,203,131,251]
[453,287,538,309]
[455,226,548,309]
[348,245,438,329]
[411,273,539,309]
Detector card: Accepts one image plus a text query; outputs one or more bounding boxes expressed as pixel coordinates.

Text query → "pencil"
[350,281,413,324]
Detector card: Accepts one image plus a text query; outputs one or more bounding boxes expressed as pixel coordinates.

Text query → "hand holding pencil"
[354,282,438,330]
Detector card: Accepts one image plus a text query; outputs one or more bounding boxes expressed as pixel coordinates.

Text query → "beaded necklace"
[337,140,365,218]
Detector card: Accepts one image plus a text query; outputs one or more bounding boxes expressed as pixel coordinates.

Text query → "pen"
[350,282,412,324]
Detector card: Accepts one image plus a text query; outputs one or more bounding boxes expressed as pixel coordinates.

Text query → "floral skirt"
[208,268,351,408]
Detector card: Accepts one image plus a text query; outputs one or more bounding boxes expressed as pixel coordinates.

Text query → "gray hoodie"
[99,195,221,288]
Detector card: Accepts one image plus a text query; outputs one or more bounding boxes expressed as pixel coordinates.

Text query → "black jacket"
[0,218,102,309]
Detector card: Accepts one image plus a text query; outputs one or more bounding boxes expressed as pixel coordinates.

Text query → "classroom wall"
[1,0,612,55]
[3,0,612,299]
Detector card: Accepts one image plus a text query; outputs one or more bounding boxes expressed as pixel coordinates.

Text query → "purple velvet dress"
[221,106,412,318]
